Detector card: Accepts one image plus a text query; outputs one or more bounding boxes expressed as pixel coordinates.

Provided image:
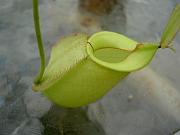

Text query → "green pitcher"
[32,0,180,108]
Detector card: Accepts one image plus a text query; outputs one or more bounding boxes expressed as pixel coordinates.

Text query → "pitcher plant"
[32,0,180,107]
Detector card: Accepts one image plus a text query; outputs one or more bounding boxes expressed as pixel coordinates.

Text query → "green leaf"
[160,3,180,48]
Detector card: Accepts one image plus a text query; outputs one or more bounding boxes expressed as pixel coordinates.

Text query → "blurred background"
[0,0,180,135]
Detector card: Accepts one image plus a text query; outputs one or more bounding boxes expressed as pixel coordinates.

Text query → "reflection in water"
[41,105,105,135]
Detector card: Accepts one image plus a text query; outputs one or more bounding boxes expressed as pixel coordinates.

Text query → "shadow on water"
[41,105,105,135]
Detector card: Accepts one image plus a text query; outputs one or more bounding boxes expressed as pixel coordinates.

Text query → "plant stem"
[33,0,46,84]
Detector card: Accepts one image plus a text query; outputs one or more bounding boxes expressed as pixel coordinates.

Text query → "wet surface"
[0,0,180,135]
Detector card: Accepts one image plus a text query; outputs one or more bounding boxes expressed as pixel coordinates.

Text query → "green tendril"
[33,0,46,84]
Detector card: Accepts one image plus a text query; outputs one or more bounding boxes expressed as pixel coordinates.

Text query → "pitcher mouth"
[87,42,132,63]
[87,31,158,72]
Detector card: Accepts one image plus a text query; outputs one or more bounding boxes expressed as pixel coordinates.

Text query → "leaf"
[160,3,180,48]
